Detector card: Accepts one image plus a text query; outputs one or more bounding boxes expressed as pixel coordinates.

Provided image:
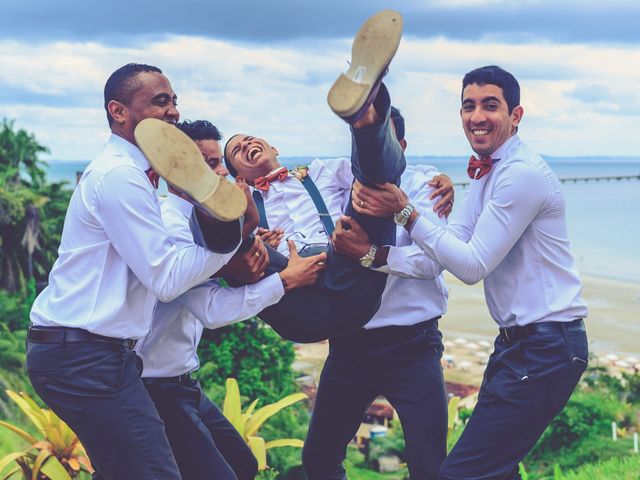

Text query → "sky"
[1,0,639,160]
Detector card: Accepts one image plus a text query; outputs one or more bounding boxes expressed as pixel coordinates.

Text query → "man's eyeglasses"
[286,231,329,258]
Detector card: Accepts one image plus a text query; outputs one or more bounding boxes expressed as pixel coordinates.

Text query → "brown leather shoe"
[327,10,403,124]
[134,119,247,221]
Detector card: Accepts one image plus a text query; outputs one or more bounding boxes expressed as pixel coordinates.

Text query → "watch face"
[394,211,407,226]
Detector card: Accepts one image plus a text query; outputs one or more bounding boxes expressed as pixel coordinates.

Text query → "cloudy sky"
[1,0,639,160]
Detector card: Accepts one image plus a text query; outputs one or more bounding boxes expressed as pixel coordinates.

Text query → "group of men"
[25,10,588,480]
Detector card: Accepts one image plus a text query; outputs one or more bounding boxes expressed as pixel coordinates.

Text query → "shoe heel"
[134,118,247,222]
[199,177,247,222]
[327,73,369,117]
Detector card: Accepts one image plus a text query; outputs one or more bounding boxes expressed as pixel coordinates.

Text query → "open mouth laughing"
[248,145,262,163]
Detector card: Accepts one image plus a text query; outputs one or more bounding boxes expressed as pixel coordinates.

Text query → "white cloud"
[0,35,638,159]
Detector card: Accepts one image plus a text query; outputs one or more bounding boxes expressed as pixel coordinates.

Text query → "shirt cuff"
[409,214,441,250]
[255,272,286,306]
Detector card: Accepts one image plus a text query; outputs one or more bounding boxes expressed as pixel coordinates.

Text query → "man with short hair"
[137,119,322,480]
[213,10,413,343]
[26,63,246,479]
[353,65,589,480]
[300,107,451,480]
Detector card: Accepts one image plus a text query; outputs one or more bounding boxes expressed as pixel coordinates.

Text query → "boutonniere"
[291,165,309,181]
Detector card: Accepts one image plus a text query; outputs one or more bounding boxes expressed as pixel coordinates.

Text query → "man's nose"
[470,107,485,124]
[216,165,230,177]
[167,104,179,120]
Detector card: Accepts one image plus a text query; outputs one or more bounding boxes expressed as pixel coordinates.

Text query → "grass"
[346,463,406,480]
[562,454,640,479]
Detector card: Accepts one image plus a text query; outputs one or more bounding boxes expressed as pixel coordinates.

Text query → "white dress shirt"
[410,135,588,327]
[255,160,448,329]
[257,158,353,257]
[136,194,285,378]
[30,134,240,339]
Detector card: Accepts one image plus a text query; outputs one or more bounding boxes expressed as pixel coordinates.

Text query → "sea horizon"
[42,156,640,284]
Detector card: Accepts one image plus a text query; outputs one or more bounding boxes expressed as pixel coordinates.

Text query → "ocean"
[45,156,640,283]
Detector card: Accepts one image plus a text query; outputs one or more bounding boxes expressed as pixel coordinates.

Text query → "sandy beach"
[295,272,640,387]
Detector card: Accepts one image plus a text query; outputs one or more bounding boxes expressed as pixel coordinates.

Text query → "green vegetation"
[196,318,298,405]
[562,455,640,479]
[1,119,639,478]
[221,378,306,471]
[0,390,92,479]
[0,119,71,294]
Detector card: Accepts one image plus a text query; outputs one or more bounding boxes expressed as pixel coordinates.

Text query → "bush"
[524,390,631,477]
[562,454,640,480]
[196,319,305,477]
[196,318,297,405]
[368,424,406,468]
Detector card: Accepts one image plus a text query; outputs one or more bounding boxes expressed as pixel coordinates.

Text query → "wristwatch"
[394,203,415,226]
[359,244,378,268]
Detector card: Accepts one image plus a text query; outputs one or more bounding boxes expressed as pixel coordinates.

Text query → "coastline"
[440,271,640,358]
[295,271,640,388]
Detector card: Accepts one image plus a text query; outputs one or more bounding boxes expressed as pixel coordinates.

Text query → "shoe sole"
[134,119,247,222]
[327,10,403,118]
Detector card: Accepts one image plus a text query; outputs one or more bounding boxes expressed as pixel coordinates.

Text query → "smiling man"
[25,64,245,479]
[352,65,589,480]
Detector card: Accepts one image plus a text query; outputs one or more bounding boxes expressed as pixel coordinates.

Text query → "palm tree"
[0,119,70,293]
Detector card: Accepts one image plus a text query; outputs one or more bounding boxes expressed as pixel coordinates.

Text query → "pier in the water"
[454,174,640,189]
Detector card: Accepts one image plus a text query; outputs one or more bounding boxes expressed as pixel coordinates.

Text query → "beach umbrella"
[454,338,467,345]
[466,342,479,350]
[605,354,619,362]
[615,360,631,368]
[624,356,638,364]
[478,340,491,348]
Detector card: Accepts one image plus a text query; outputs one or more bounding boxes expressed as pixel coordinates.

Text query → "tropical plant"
[0,390,93,479]
[222,378,306,471]
[0,119,72,293]
[197,318,297,404]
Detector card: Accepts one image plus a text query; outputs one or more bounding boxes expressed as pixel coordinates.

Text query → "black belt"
[28,326,136,349]
[143,373,192,385]
[499,319,585,344]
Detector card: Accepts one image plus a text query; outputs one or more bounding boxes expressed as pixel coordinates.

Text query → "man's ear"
[511,105,524,129]
[271,146,279,156]
[107,100,127,125]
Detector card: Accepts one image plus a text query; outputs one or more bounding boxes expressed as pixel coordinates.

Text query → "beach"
[295,271,640,387]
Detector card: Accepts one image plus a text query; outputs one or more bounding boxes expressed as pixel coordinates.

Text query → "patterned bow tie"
[145,167,160,189]
[254,167,289,191]
[467,155,495,180]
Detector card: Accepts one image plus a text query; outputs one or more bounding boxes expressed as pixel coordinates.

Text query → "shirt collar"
[489,134,520,162]
[109,133,151,171]
[166,192,193,217]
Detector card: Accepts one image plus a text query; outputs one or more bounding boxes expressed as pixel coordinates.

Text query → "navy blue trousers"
[26,341,181,480]
[259,85,406,343]
[303,319,448,480]
[440,321,588,480]
[143,378,257,480]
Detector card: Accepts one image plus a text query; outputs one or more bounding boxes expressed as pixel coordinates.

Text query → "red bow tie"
[145,167,160,189]
[254,167,289,191]
[467,155,494,180]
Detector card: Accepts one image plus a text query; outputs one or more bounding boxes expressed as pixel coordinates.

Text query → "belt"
[143,373,193,385]
[499,319,585,344]
[28,326,136,349]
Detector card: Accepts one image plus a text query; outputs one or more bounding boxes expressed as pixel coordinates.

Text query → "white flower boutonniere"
[291,165,309,181]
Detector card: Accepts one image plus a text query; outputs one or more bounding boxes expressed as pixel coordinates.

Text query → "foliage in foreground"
[523,368,639,478]
[222,378,306,472]
[562,454,640,480]
[197,318,297,405]
[0,390,92,479]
